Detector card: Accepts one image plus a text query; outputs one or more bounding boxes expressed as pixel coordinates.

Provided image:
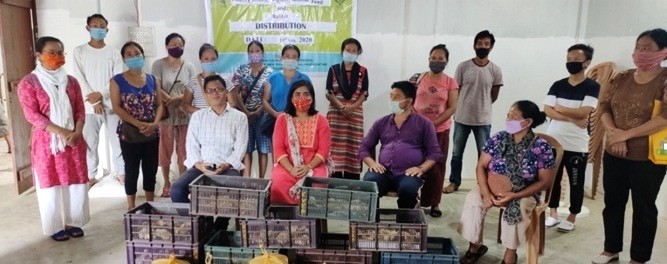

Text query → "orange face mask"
[41,53,65,69]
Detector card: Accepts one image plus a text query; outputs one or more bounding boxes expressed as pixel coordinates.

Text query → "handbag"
[161,61,185,120]
[487,136,538,196]
[120,120,158,143]
[648,99,667,165]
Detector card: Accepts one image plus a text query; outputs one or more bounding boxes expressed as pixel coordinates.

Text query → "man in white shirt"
[170,74,248,204]
[74,14,125,185]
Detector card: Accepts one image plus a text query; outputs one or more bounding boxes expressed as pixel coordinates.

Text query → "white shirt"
[184,103,248,170]
[72,43,124,114]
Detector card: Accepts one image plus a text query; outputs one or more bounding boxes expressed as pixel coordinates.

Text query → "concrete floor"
[0,145,666,264]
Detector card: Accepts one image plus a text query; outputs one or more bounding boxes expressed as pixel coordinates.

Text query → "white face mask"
[388,99,406,114]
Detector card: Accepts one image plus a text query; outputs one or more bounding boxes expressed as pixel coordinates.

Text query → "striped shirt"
[184,103,248,170]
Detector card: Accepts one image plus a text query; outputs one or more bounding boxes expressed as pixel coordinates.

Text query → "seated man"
[170,74,248,204]
[359,81,442,209]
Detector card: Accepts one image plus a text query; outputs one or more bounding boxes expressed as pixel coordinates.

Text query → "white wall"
[35,0,665,216]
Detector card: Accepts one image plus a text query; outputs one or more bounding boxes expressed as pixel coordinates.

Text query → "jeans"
[449,122,491,186]
[363,170,423,209]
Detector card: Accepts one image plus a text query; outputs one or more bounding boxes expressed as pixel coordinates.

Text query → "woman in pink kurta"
[18,36,89,241]
[271,80,332,205]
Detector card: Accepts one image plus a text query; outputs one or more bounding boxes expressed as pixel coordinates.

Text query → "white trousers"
[459,186,536,250]
[35,173,90,235]
[83,113,124,179]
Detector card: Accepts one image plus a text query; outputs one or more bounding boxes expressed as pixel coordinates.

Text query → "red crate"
[350,209,428,252]
[190,175,271,219]
[124,202,214,244]
[126,241,200,264]
[240,206,317,249]
[293,233,374,264]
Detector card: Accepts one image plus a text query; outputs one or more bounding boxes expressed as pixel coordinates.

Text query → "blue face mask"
[281,59,299,70]
[342,52,358,64]
[201,60,218,73]
[90,28,107,41]
[388,99,406,114]
[125,56,144,70]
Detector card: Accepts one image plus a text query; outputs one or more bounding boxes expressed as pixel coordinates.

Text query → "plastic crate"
[381,237,460,264]
[125,202,214,244]
[189,175,271,219]
[293,233,374,264]
[299,177,378,222]
[350,209,428,252]
[240,206,317,249]
[204,230,282,264]
[126,241,201,264]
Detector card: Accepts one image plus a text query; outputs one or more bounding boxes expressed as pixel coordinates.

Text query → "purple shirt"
[359,111,443,175]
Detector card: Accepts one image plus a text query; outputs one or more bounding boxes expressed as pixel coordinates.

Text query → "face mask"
[90,28,107,41]
[282,59,299,70]
[632,49,667,71]
[248,53,263,64]
[342,52,358,64]
[167,47,184,58]
[201,61,217,73]
[388,100,405,114]
[505,119,526,134]
[566,61,584,74]
[41,53,66,69]
[292,97,312,112]
[475,48,491,59]
[125,56,144,70]
[429,61,447,73]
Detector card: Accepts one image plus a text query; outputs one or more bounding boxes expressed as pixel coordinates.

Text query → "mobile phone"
[206,164,217,171]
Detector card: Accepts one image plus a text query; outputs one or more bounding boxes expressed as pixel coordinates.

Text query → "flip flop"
[460,245,488,264]
[65,226,84,238]
[116,174,126,185]
[51,230,70,241]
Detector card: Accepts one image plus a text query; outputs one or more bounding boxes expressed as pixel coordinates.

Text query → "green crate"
[299,177,378,222]
[204,231,281,264]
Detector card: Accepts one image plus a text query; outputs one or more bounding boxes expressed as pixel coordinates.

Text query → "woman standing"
[593,28,667,264]
[18,36,89,241]
[410,44,459,218]
[231,41,274,178]
[111,41,164,210]
[325,38,369,180]
[270,80,331,205]
[181,43,219,114]
[151,33,197,197]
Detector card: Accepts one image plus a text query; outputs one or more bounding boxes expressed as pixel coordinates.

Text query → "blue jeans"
[449,122,491,186]
[363,170,423,209]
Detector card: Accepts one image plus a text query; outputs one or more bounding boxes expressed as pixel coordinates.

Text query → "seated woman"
[270,80,331,205]
[458,100,555,264]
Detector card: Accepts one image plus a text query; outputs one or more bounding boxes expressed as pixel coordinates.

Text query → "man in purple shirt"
[359,81,443,209]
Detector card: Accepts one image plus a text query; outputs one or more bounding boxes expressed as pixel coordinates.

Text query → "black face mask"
[475,48,491,59]
[429,61,447,73]
[566,61,585,74]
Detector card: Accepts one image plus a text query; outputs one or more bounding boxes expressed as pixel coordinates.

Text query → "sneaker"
[557,220,575,232]
[545,215,560,228]
[592,252,619,263]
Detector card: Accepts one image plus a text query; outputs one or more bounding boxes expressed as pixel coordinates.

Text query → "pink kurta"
[271,113,331,205]
[18,73,88,188]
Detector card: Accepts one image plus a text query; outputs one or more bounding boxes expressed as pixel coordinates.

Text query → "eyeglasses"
[205,87,227,94]
[42,51,66,56]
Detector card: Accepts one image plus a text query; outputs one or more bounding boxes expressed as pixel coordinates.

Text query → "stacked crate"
[124,202,214,264]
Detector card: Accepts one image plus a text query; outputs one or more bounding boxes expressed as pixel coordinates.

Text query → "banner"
[206,0,356,75]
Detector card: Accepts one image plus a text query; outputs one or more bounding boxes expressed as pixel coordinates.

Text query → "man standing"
[543,44,599,232]
[73,14,125,186]
[445,30,503,194]
[360,81,442,209]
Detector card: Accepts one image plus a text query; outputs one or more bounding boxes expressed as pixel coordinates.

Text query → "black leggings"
[331,171,360,180]
[120,139,159,195]
[548,150,587,214]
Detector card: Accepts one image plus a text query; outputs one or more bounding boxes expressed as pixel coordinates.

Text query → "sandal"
[51,230,70,241]
[430,208,443,218]
[116,174,126,185]
[500,253,518,264]
[161,187,170,198]
[443,183,459,194]
[65,226,84,238]
[460,244,488,264]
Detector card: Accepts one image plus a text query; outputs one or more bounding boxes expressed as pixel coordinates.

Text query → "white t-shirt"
[72,43,124,114]
[453,59,503,126]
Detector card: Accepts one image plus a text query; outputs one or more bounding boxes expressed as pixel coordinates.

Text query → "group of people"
[14,11,667,264]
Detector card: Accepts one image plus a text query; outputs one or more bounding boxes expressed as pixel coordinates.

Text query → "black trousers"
[120,138,159,195]
[602,153,665,263]
[548,151,588,214]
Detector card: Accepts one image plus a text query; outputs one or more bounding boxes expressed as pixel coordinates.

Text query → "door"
[0,0,37,194]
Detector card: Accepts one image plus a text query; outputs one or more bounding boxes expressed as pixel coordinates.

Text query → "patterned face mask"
[292,97,312,112]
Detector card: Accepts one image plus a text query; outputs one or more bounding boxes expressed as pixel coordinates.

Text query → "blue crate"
[380,237,459,264]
